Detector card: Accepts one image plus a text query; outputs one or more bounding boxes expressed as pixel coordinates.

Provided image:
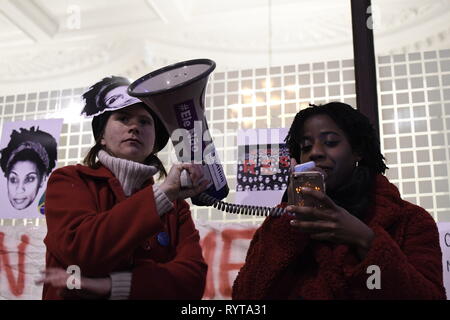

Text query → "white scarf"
[97,149,157,197]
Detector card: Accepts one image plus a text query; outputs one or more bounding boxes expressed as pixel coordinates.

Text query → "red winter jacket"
[42,164,207,300]
[232,175,446,300]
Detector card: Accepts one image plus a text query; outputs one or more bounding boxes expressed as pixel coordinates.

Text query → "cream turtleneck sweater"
[97,149,174,299]
[97,149,173,216]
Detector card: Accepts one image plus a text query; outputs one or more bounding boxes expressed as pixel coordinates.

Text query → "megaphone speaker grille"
[128,59,215,96]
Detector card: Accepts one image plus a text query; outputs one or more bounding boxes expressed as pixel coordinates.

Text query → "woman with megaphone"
[38,76,210,299]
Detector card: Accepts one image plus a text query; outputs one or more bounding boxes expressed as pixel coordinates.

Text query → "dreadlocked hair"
[285,102,388,175]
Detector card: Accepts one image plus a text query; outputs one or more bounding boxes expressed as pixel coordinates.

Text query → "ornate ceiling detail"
[0,0,449,94]
[0,43,114,81]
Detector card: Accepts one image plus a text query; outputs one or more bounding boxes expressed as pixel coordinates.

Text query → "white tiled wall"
[378,49,450,222]
[1,49,449,226]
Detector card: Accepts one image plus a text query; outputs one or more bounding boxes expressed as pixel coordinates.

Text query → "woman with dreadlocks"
[233,102,446,299]
[0,127,57,211]
[38,76,210,300]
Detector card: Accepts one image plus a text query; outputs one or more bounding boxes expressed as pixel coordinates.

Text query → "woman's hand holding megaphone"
[159,163,210,201]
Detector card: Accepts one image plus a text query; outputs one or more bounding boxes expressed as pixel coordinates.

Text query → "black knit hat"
[81,76,169,153]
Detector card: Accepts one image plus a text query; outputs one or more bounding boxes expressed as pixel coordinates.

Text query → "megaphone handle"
[180,169,193,188]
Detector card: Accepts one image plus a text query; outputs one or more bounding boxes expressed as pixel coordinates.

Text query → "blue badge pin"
[157,232,170,247]
[38,192,46,215]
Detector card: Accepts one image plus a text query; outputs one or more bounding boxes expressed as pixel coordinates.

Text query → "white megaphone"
[128,59,229,206]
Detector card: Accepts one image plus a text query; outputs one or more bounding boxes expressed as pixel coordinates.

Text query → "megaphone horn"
[128,59,229,205]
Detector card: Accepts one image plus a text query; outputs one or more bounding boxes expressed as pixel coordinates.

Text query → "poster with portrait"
[235,128,290,207]
[0,119,63,219]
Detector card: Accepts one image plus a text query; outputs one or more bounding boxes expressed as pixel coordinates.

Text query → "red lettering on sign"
[260,158,272,168]
[0,233,29,296]
[200,231,216,299]
[219,228,256,297]
[279,156,290,168]
[243,160,256,174]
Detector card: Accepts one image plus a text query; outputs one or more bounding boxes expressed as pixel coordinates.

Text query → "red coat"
[43,164,207,300]
[232,175,446,300]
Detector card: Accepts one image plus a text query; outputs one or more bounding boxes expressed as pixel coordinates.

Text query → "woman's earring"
[355,161,359,167]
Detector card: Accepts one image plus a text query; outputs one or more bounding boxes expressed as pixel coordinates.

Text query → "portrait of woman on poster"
[233,102,446,300]
[0,127,57,211]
